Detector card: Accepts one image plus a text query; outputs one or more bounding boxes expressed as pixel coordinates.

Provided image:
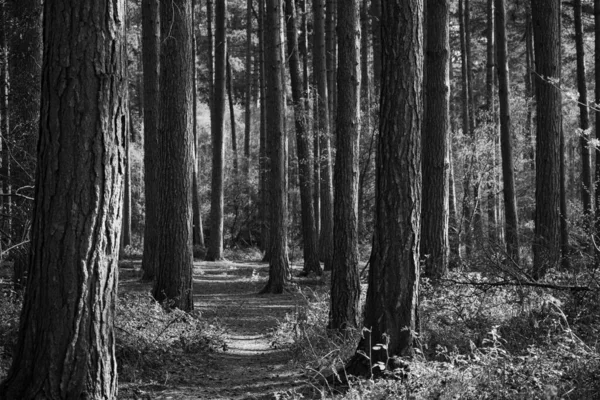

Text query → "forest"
[0,0,599,399]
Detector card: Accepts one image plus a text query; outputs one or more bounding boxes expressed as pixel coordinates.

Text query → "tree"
[532,0,561,279]
[244,0,253,178]
[261,0,291,294]
[285,0,321,276]
[141,0,160,281]
[227,53,239,175]
[595,0,600,247]
[495,0,520,263]
[348,0,423,374]
[152,0,194,311]
[421,0,450,279]
[330,0,361,331]
[206,0,227,261]
[0,0,126,396]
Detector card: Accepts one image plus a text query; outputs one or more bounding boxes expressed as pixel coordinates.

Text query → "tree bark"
[244,0,253,178]
[358,0,370,239]
[192,21,205,248]
[370,0,381,91]
[348,0,423,374]
[141,0,160,281]
[206,0,227,261]
[595,0,600,254]
[421,0,450,279]
[486,0,498,245]
[532,0,561,279]
[495,0,520,263]
[330,0,361,332]
[152,0,194,311]
[227,53,239,175]
[121,113,133,251]
[285,0,321,276]
[0,0,126,396]
[326,0,336,134]
[0,1,10,240]
[261,0,291,294]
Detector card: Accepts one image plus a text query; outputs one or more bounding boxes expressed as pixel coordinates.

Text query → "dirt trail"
[120,260,312,400]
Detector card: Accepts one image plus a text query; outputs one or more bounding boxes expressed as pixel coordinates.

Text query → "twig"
[441,278,591,292]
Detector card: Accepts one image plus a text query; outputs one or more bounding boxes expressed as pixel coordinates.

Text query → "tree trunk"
[0,1,9,240]
[532,0,561,279]
[206,0,227,261]
[141,0,161,281]
[326,0,336,134]
[421,0,450,280]
[121,113,133,251]
[152,0,194,311]
[261,0,291,294]
[560,125,570,269]
[525,9,535,167]
[0,0,126,396]
[285,0,321,276]
[244,0,252,178]
[348,0,423,376]
[358,0,370,239]
[495,0,520,263]
[330,0,361,332]
[313,0,334,269]
[486,0,497,245]
[574,0,593,215]
[192,21,205,248]
[227,53,239,175]
[595,0,600,254]
[370,0,381,91]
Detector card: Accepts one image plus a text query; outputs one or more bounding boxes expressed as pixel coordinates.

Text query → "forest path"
[119,259,316,400]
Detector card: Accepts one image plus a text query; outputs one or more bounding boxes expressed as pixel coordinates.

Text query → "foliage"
[0,289,21,382]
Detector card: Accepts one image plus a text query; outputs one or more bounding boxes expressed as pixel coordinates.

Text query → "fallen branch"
[441,278,591,292]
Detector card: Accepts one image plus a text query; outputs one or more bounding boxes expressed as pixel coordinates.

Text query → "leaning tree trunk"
[261,0,291,294]
[347,0,423,377]
[0,0,126,396]
[141,0,160,281]
[152,0,194,311]
[532,0,561,279]
[285,0,321,276]
[421,0,450,280]
[206,0,227,261]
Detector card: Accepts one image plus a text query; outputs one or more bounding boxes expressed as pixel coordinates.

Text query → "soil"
[118,259,322,400]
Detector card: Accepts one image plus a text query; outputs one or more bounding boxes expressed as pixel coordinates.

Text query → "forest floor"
[118,259,321,400]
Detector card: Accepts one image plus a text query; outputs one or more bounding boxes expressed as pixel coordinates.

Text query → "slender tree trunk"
[141,0,161,281]
[449,144,462,267]
[153,0,194,311]
[330,0,361,332]
[525,9,535,167]
[244,0,252,178]
[358,0,370,239]
[532,0,561,279]
[193,18,205,248]
[0,1,9,239]
[121,114,132,250]
[206,0,227,261]
[227,53,239,175]
[207,0,214,105]
[0,0,126,396]
[313,84,321,238]
[486,0,497,245]
[574,0,593,215]
[495,0,520,263]
[261,0,291,294]
[370,0,381,91]
[348,0,423,375]
[560,125,570,269]
[421,0,450,279]
[326,0,336,134]
[595,0,600,253]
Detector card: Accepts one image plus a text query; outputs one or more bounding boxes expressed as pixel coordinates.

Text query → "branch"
[441,278,591,292]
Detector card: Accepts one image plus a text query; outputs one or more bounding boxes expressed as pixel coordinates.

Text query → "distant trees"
[0,0,126,396]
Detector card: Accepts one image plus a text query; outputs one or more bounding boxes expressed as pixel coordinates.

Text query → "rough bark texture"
[141,0,160,280]
[495,0,520,263]
[0,0,126,397]
[486,0,498,245]
[285,0,321,276]
[260,0,291,294]
[152,0,194,311]
[532,0,561,279]
[358,0,371,238]
[193,30,205,248]
[0,2,10,240]
[421,0,450,279]
[370,0,381,91]
[349,0,423,374]
[244,0,253,178]
[326,0,336,134]
[121,116,132,250]
[227,54,238,175]
[574,0,593,215]
[595,0,600,249]
[206,0,227,261]
[330,0,361,331]
[313,0,334,269]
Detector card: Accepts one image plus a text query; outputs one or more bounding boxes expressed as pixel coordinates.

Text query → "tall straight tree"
[261,0,291,294]
[574,0,593,215]
[0,1,9,235]
[244,0,253,178]
[596,0,600,246]
[495,0,519,263]
[330,0,361,332]
[370,0,381,91]
[348,0,423,374]
[421,0,450,279]
[486,0,497,244]
[326,0,336,133]
[532,0,561,279]
[313,0,334,269]
[206,0,227,261]
[141,0,160,280]
[0,0,126,396]
[192,2,205,248]
[152,0,194,311]
[285,0,321,276]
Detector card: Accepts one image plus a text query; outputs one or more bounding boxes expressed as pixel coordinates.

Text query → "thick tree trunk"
[495,0,520,263]
[348,0,423,375]
[313,0,334,269]
[421,0,450,279]
[285,0,321,276]
[152,0,194,311]
[141,0,160,281]
[330,0,361,332]
[206,0,227,261]
[574,0,593,215]
[0,0,126,396]
[261,0,291,294]
[532,0,561,279]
